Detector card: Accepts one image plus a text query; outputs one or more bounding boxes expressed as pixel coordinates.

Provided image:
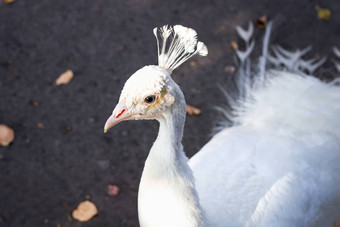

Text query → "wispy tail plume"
[153,25,208,73]
[333,46,340,73]
[215,20,328,132]
[268,45,326,74]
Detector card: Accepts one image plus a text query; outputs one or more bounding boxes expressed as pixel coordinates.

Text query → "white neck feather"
[138,93,204,227]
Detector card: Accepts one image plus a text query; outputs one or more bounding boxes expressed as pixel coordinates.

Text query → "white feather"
[236,21,254,43]
[333,46,340,58]
[333,60,340,73]
[153,25,208,73]
[333,47,340,73]
[258,21,273,84]
[235,40,255,63]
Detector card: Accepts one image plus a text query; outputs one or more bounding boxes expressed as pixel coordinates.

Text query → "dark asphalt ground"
[0,0,339,226]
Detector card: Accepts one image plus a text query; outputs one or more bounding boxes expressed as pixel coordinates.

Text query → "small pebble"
[224,65,236,74]
[107,185,119,196]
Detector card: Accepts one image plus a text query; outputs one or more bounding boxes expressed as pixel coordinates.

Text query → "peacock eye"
[144,95,156,104]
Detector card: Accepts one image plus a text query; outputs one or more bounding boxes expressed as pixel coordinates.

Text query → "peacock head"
[104,65,181,132]
[104,25,207,133]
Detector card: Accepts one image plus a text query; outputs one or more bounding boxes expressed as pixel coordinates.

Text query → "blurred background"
[0,0,339,226]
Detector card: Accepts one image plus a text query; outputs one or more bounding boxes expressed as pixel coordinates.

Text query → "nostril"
[116,109,126,118]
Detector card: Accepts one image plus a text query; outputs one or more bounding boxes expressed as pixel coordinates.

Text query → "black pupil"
[145,95,155,103]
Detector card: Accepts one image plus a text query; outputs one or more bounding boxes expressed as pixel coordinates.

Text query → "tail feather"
[269,45,326,74]
[236,21,254,44]
[216,21,340,137]
[257,21,273,86]
[333,46,340,73]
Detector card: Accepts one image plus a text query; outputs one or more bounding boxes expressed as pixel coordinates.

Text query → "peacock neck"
[138,97,204,227]
[142,99,191,182]
[149,108,186,167]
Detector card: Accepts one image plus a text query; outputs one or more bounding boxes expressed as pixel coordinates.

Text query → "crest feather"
[153,25,208,73]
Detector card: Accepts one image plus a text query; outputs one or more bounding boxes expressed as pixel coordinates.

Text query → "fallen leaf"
[316,6,331,21]
[56,70,74,85]
[38,123,44,128]
[186,104,201,116]
[66,126,72,132]
[189,61,196,66]
[230,41,238,50]
[107,185,119,196]
[0,124,15,146]
[31,101,39,107]
[4,0,15,4]
[219,25,227,31]
[256,15,267,29]
[334,220,340,227]
[72,201,98,222]
[13,69,18,76]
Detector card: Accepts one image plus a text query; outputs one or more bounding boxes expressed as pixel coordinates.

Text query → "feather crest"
[153,25,208,73]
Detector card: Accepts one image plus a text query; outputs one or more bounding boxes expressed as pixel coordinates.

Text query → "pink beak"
[104,102,131,133]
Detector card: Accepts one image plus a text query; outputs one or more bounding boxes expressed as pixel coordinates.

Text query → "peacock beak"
[104,102,132,133]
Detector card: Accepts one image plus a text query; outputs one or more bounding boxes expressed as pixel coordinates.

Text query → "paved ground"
[0,0,339,226]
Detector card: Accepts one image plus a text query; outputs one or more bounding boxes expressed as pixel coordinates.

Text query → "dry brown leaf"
[230,41,238,50]
[38,123,44,128]
[85,194,91,200]
[4,0,15,4]
[186,104,201,116]
[0,124,15,146]
[316,6,331,21]
[219,25,227,31]
[334,220,340,227]
[56,70,74,85]
[107,185,119,196]
[189,61,196,66]
[13,69,18,76]
[256,15,267,29]
[72,201,98,222]
[32,101,40,107]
